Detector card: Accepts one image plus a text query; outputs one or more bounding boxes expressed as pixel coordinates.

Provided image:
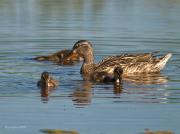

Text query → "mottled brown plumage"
[34,49,72,62]
[34,41,87,63]
[95,52,172,75]
[66,40,172,79]
[65,40,123,82]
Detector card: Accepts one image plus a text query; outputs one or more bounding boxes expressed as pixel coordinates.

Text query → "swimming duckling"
[34,49,71,62]
[66,40,172,79]
[93,67,123,84]
[34,41,88,63]
[37,71,58,88]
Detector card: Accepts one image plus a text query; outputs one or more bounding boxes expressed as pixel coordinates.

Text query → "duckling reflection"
[124,73,168,85]
[113,79,123,95]
[72,81,93,107]
[37,71,59,102]
[40,87,51,102]
[72,71,124,106]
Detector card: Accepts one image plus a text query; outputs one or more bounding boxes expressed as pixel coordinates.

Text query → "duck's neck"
[84,53,94,64]
[81,50,94,75]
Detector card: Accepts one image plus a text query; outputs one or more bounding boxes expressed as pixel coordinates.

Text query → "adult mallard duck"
[34,41,86,63]
[65,40,172,80]
[37,71,59,88]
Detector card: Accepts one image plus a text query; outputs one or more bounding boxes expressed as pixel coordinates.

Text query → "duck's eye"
[76,44,80,47]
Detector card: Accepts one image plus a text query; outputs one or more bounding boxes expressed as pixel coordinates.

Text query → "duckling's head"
[114,67,123,84]
[71,40,93,59]
[41,71,50,81]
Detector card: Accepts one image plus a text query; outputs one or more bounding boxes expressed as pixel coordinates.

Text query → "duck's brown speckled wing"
[94,53,155,74]
[98,52,156,64]
[95,52,172,74]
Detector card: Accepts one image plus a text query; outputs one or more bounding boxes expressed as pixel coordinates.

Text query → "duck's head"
[66,40,93,61]
[41,71,50,82]
[114,67,123,84]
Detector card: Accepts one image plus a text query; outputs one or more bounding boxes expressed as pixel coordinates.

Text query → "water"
[0,0,180,134]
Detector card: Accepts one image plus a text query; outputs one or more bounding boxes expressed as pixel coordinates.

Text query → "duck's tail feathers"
[155,53,172,71]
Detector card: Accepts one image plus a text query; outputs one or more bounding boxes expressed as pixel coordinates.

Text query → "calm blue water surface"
[0,0,180,134]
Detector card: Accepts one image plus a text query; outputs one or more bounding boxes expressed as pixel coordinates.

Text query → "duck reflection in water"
[124,73,168,85]
[72,81,93,107]
[111,73,168,95]
[40,87,53,102]
[37,71,59,102]
[72,68,124,107]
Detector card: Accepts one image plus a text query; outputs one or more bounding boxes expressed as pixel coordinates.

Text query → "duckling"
[34,41,87,63]
[113,67,123,84]
[66,40,172,79]
[93,67,123,84]
[37,71,58,88]
[34,49,71,62]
